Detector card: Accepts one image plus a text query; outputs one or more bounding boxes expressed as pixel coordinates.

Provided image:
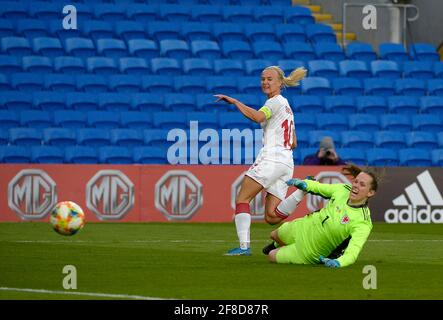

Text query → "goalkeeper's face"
[349,172,376,204]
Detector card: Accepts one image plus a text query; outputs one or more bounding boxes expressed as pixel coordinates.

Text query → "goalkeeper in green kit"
[263,165,378,268]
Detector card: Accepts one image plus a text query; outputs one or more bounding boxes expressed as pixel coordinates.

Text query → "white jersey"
[257,95,295,168]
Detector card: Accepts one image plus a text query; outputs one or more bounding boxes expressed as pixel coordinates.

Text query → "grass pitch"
[0,222,442,300]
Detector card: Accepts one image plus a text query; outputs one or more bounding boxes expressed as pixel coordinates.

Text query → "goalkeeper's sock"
[275,189,305,219]
[235,203,251,250]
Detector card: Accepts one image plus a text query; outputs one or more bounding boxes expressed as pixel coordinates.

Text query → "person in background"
[303,136,346,166]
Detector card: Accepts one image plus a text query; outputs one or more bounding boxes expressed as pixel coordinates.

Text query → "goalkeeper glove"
[286,178,308,191]
[319,255,340,268]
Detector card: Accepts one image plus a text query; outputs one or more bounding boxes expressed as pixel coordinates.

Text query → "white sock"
[235,213,251,249]
[276,189,305,218]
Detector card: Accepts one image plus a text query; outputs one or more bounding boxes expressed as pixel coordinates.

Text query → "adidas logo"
[385,170,443,223]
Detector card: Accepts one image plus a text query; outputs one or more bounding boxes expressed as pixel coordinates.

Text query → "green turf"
[1,222,442,300]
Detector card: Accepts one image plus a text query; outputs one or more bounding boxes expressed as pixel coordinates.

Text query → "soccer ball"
[50,201,85,236]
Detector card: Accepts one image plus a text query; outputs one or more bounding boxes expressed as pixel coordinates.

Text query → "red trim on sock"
[235,203,250,214]
[275,208,289,219]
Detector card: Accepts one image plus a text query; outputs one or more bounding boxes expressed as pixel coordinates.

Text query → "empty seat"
[348,114,380,131]
[428,79,443,96]
[48,19,81,42]
[398,148,432,166]
[431,149,443,166]
[313,42,346,62]
[341,131,374,149]
[275,24,306,43]
[20,110,52,128]
[219,112,252,129]
[336,148,367,166]
[33,92,66,111]
[53,110,87,128]
[316,113,348,131]
[252,41,284,60]
[187,112,218,130]
[253,6,284,24]
[64,146,98,164]
[96,39,127,59]
[237,76,261,95]
[380,115,411,132]
[66,92,99,111]
[164,94,196,112]
[364,78,395,96]
[409,43,440,62]
[301,77,332,96]
[131,92,164,112]
[141,75,174,93]
[294,130,309,149]
[54,56,86,74]
[277,60,305,75]
[323,96,356,113]
[77,128,111,147]
[120,111,152,129]
[99,146,133,164]
[191,5,223,23]
[86,57,119,75]
[245,59,272,76]
[109,75,142,93]
[99,93,131,111]
[191,40,222,60]
[402,61,435,79]
[64,37,96,58]
[214,59,244,76]
[126,4,159,22]
[9,128,42,146]
[22,56,53,73]
[379,43,409,62]
[76,74,108,93]
[339,60,372,78]
[0,55,22,74]
[160,4,191,22]
[420,96,443,114]
[308,130,341,148]
[196,94,223,111]
[143,129,170,147]
[174,76,206,94]
[0,131,8,145]
[31,146,64,163]
[43,128,76,146]
[82,20,114,41]
[87,111,120,129]
[374,131,406,149]
[11,72,44,91]
[367,148,399,166]
[0,19,14,38]
[45,74,77,92]
[0,111,19,129]
[332,77,363,96]
[395,78,427,96]
[160,39,191,61]
[110,129,144,147]
[114,20,146,41]
[222,41,253,60]
[307,60,339,79]
[223,6,253,23]
[1,36,32,56]
[0,146,31,163]
[127,39,159,60]
[32,37,64,57]
[233,94,261,109]
[292,95,323,113]
[0,92,33,110]
[181,58,212,76]
[284,6,315,25]
[153,111,188,129]
[283,42,315,61]
[305,23,336,43]
[151,58,181,76]
[405,132,438,150]
[245,23,276,42]
[133,146,167,164]
[207,76,238,94]
[94,3,126,21]
[388,96,420,114]
[148,21,181,41]
[0,3,28,19]
[119,57,149,75]
[182,22,213,42]
[371,60,402,78]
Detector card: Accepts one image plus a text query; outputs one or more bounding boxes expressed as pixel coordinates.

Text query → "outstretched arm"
[215,94,266,123]
[287,179,348,199]
[336,223,372,267]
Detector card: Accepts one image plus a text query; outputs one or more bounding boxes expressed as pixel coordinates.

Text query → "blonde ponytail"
[263,66,308,88]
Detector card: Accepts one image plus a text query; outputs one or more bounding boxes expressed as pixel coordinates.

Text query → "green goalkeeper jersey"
[300,180,373,267]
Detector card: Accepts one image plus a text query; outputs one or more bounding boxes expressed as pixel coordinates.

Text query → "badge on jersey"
[340,214,350,224]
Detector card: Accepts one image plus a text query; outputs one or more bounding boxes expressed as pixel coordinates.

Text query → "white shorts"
[245,159,293,201]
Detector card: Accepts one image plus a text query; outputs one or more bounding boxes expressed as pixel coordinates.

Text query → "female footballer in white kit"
[215,66,307,256]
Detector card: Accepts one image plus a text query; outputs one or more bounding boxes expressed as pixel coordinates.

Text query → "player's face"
[261,69,282,97]
[349,172,375,204]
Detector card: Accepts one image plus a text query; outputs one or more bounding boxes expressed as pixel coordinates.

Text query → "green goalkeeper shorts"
[275,218,309,265]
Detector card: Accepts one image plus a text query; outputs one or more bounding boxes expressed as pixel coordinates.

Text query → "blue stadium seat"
[222,6,253,23]
[294,130,309,149]
[131,93,164,113]
[43,128,76,147]
[364,78,395,96]
[45,73,77,92]
[53,110,87,129]
[1,36,32,56]
[96,39,127,59]
[395,79,427,97]
[0,2,28,19]
[0,111,19,129]
[245,23,276,42]
[269,0,297,6]
[31,146,64,163]
[182,58,213,76]
[277,60,305,75]
[141,75,174,93]
[109,75,142,93]
[66,92,99,111]
[305,23,336,43]
[207,76,238,94]
[232,93,261,109]
[253,6,284,24]
[114,20,146,42]
[119,57,149,75]
[127,39,159,60]
[11,72,44,91]
[0,130,8,145]
[0,92,33,110]
[33,92,66,111]
[77,128,111,147]
[0,19,14,37]
[366,148,399,166]
[237,76,261,95]
[133,146,168,164]
[110,129,144,148]
[191,40,222,59]
[126,4,159,22]
[82,20,114,41]
[0,146,31,163]
[428,79,443,96]
[388,96,420,114]
[301,77,332,96]
[148,21,181,41]
[399,148,432,166]
[9,128,42,146]
[371,60,402,79]
[33,37,64,57]
[153,111,188,129]
[299,147,319,164]
[20,110,52,128]
[313,43,346,62]
[244,59,272,76]
[420,96,443,114]
[275,24,306,43]
[0,55,21,74]
[87,111,120,129]
[219,112,252,129]
[379,43,409,62]
[308,130,341,148]
[307,60,339,79]
[323,96,356,113]
[17,19,48,38]
[405,132,438,150]
[402,61,435,79]
[0,73,9,91]
[160,39,191,61]
[196,94,222,111]
[438,132,443,147]
[332,77,363,96]
[409,43,440,62]
[94,3,126,21]
[374,131,406,149]
[64,37,96,58]
[222,41,253,60]
[160,4,191,22]
[191,5,223,23]
[213,59,244,76]
[345,42,377,62]
[182,22,213,42]
[120,111,152,129]
[164,93,196,112]
[187,112,218,130]
[341,131,374,149]
[283,42,315,61]
[86,57,119,75]
[54,56,85,74]
[22,56,53,73]
[99,93,132,111]
[339,60,372,78]
[48,20,81,42]
[30,2,64,20]
[143,129,170,147]
[292,95,323,113]
[151,58,181,76]
[284,6,315,25]
[431,149,443,166]
[336,148,367,166]
[76,74,108,93]
[348,114,380,132]
[316,113,348,131]
[174,76,207,94]
[253,41,284,60]
[380,115,412,132]
[64,146,98,164]
[99,146,133,164]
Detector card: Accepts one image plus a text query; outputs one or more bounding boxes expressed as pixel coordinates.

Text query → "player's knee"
[270,229,278,241]
[268,249,278,263]
[265,213,282,225]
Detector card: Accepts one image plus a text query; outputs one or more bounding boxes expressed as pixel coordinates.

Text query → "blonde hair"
[263,66,307,88]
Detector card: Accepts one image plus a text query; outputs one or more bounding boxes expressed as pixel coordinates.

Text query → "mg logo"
[8,169,57,219]
[86,170,134,220]
[231,172,265,220]
[307,171,350,212]
[155,170,203,220]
